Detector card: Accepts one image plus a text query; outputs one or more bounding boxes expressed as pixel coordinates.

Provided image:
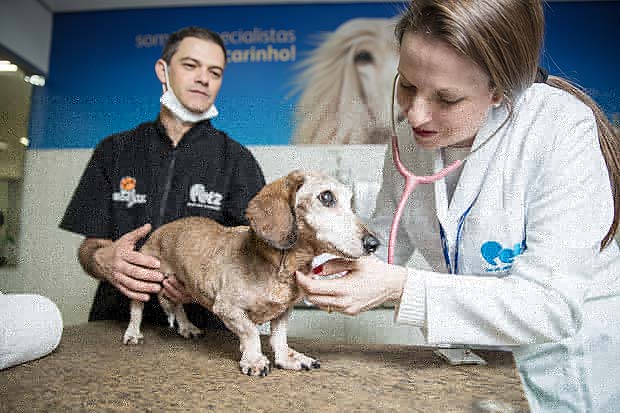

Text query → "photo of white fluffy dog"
[292,18,399,145]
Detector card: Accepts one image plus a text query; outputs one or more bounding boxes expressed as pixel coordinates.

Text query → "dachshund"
[122,170,380,376]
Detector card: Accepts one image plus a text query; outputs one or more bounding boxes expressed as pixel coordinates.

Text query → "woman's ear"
[491,89,504,108]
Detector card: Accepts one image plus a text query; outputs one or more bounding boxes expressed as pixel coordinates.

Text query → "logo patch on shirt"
[187,184,223,211]
[481,240,525,273]
[112,176,147,208]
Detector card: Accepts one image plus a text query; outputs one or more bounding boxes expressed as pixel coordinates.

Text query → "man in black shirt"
[60,27,265,329]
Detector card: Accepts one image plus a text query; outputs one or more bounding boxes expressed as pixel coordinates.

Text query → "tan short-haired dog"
[123,170,379,376]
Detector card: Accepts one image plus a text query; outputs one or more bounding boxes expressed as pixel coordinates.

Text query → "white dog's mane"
[292,18,398,144]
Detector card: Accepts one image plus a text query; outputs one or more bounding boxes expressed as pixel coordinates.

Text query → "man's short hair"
[161,26,227,64]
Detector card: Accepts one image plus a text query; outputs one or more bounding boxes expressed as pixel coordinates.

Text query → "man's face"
[159,36,226,113]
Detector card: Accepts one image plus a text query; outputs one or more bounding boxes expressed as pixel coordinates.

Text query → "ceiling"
[38,0,388,13]
[37,0,606,13]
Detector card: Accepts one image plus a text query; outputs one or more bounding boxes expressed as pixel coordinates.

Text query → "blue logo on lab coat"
[481,241,525,273]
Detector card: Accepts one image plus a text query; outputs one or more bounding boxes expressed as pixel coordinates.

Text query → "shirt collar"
[153,116,214,147]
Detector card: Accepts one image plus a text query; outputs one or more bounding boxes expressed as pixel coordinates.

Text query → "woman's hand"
[295,255,408,315]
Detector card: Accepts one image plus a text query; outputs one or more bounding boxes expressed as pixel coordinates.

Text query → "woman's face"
[396,31,501,149]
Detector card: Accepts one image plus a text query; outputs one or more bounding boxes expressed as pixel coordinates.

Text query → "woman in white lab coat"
[296,1,620,412]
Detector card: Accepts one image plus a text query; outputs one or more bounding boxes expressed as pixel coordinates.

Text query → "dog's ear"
[246,170,305,250]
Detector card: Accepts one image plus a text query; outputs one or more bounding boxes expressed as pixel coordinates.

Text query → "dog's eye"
[318,191,336,207]
[354,50,374,64]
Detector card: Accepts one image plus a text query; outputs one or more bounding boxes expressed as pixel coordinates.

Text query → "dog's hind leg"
[158,293,202,339]
[270,308,320,371]
[212,299,270,377]
[158,292,177,328]
[173,305,202,339]
[123,299,145,345]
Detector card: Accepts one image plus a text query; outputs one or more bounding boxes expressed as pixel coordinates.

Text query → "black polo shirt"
[60,118,265,327]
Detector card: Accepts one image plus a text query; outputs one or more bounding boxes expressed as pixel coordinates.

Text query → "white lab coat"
[370,83,620,412]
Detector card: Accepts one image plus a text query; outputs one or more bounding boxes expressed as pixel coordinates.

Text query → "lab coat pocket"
[459,210,525,276]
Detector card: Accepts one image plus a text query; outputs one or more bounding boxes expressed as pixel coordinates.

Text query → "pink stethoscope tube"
[388,135,462,264]
[386,73,509,264]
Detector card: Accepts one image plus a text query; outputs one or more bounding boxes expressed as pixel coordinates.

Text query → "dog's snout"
[362,233,380,254]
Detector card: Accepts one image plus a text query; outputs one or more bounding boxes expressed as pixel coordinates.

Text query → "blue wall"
[29,1,619,149]
[542,1,618,117]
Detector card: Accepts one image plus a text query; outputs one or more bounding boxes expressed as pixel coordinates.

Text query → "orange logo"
[120,176,136,192]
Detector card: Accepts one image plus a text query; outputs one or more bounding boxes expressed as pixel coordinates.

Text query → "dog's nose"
[362,233,380,254]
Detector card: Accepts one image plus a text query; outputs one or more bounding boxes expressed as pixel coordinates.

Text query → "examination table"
[0,320,529,412]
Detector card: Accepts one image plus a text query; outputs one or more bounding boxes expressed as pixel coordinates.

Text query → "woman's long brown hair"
[395,0,620,249]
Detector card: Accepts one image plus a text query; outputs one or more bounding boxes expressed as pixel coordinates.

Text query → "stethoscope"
[387,73,511,265]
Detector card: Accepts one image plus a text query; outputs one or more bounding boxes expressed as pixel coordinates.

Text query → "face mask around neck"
[159,61,218,123]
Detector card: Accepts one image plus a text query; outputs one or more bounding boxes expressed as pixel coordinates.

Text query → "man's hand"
[161,274,195,305]
[83,224,165,302]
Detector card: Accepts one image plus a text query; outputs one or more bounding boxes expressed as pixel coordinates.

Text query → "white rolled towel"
[0,292,63,370]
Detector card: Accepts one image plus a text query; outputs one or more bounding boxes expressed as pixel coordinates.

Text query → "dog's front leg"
[270,308,320,371]
[212,300,270,377]
[123,299,144,344]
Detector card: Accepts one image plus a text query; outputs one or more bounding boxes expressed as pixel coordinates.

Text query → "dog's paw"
[240,353,271,377]
[275,349,320,371]
[122,330,143,345]
[177,323,203,339]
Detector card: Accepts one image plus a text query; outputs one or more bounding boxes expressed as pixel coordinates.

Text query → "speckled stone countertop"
[0,321,529,412]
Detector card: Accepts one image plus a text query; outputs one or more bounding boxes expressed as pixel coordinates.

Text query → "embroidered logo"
[112,176,147,208]
[187,184,223,211]
[481,240,524,273]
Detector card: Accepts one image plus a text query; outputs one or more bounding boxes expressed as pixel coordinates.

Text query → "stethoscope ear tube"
[388,72,463,264]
